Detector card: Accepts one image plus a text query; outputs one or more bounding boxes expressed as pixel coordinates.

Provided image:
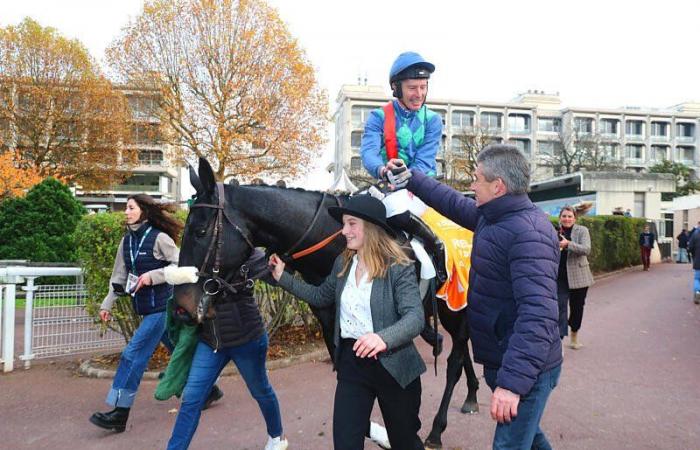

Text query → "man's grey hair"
[476,144,530,194]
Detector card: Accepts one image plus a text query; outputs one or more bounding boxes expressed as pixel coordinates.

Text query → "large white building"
[76,86,180,210]
[333,84,700,184]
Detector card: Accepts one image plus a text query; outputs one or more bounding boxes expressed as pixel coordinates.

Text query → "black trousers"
[333,339,424,450]
[568,287,589,332]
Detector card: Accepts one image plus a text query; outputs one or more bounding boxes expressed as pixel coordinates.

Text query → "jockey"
[361,51,443,183]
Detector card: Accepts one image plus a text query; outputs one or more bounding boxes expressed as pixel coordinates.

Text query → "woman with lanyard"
[89,194,222,433]
[269,195,426,450]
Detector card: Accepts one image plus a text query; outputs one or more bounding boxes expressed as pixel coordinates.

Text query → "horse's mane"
[236,184,352,198]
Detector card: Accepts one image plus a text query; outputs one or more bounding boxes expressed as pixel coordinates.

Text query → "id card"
[126,273,139,295]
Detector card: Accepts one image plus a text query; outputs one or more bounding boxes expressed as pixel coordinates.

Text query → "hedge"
[550,215,648,273]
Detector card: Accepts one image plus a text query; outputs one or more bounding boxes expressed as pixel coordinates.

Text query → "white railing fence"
[1,265,123,372]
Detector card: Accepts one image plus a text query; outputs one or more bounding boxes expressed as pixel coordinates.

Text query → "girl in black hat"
[269,195,426,450]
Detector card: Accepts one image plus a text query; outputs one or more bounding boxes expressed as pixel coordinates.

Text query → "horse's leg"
[460,334,480,414]
[424,306,465,449]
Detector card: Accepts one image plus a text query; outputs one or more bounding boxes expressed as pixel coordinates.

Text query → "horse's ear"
[197,157,216,194]
[189,164,203,194]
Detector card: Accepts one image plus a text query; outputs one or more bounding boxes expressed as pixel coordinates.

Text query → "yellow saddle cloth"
[421,208,473,311]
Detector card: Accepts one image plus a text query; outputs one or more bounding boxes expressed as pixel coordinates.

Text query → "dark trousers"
[640,246,652,269]
[333,339,424,450]
[568,287,588,332]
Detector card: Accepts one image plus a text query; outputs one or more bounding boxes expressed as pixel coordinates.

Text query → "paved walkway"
[1,263,699,449]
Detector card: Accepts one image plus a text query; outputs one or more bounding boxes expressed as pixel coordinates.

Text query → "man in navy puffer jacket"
[392,144,562,450]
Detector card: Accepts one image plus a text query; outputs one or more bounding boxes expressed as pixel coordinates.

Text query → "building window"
[138,150,164,166]
[508,114,531,134]
[538,141,555,156]
[676,146,695,163]
[351,106,376,129]
[116,174,160,191]
[602,143,619,160]
[634,192,645,218]
[131,124,161,144]
[511,139,531,156]
[677,123,695,142]
[350,156,362,172]
[434,109,447,126]
[599,119,619,135]
[128,96,157,119]
[538,117,561,133]
[625,120,644,137]
[350,130,362,152]
[625,144,644,162]
[574,117,594,134]
[480,112,502,130]
[451,110,474,129]
[683,209,689,231]
[651,121,669,137]
[649,145,669,162]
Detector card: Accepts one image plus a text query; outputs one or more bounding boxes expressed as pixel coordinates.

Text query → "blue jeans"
[167,334,282,450]
[484,365,561,450]
[107,311,170,408]
[693,270,700,294]
[678,248,689,263]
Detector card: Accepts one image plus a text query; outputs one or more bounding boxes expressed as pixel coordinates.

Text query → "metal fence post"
[20,277,37,369]
[2,283,16,372]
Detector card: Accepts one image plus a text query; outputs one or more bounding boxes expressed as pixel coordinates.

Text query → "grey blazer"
[278,256,426,389]
[565,224,595,289]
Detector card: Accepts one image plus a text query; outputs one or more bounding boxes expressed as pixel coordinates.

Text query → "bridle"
[188,183,255,321]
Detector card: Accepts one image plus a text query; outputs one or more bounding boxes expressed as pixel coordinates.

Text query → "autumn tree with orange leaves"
[0,151,42,200]
[106,0,328,181]
[0,18,136,189]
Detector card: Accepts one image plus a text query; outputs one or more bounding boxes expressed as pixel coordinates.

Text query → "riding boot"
[89,407,130,432]
[202,384,224,410]
[569,331,582,350]
[420,324,444,356]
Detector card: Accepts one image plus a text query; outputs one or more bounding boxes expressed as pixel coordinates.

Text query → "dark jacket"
[199,250,267,350]
[407,171,562,396]
[677,232,689,249]
[639,232,656,249]
[123,223,173,315]
[278,256,426,389]
[688,232,700,269]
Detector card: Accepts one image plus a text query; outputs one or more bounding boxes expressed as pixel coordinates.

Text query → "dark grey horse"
[175,158,479,449]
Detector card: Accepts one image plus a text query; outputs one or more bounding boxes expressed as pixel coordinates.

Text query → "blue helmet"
[389,51,435,84]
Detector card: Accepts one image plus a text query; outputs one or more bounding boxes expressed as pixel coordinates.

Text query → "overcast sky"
[3,0,699,187]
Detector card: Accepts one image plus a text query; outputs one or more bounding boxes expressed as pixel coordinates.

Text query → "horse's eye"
[196,228,207,237]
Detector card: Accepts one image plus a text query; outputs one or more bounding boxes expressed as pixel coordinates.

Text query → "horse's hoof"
[461,401,479,414]
[424,437,443,450]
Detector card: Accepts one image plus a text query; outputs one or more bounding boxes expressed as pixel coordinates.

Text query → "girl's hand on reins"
[269,254,285,281]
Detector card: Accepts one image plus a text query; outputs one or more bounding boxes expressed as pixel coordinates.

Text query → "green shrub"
[0,177,85,262]
[550,215,647,273]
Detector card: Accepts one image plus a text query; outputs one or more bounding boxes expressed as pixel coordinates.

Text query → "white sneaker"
[369,421,391,449]
[264,436,288,450]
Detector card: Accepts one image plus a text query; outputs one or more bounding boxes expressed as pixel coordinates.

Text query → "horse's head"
[174,157,254,319]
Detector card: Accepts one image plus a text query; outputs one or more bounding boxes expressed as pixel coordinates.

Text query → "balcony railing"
[625,158,645,166]
[600,133,619,140]
[625,134,644,141]
[508,128,531,136]
[676,136,696,144]
[650,135,669,142]
[110,184,161,192]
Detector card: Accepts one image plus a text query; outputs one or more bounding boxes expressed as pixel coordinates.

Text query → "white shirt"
[339,256,374,339]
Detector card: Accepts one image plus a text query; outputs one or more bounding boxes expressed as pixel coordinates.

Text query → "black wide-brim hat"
[328,195,396,238]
